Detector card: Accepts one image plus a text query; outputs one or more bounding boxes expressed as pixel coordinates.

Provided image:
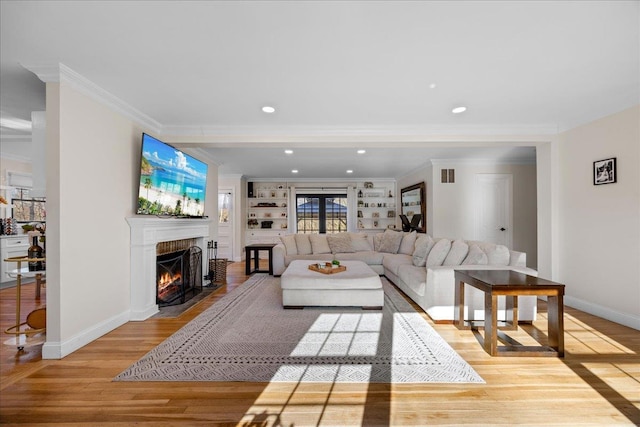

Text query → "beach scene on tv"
[137,135,208,217]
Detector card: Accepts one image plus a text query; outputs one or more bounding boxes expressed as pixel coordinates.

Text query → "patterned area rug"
[115,274,484,383]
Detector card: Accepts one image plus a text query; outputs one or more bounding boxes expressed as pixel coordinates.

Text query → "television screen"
[137,133,208,217]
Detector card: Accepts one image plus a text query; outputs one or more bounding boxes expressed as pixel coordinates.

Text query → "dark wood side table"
[454,269,565,357]
[245,243,277,275]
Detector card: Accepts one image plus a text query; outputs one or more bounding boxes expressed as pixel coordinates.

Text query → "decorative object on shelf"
[358,189,363,198]
[257,202,278,207]
[389,190,393,198]
[364,182,374,189]
[271,191,277,198]
[280,223,288,229]
[249,212,257,218]
[373,220,379,228]
[593,157,617,185]
[357,210,363,218]
[261,221,273,229]
[264,212,272,218]
[387,210,396,218]
[372,212,380,218]
[248,219,259,229]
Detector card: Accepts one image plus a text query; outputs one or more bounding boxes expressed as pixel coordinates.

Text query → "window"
[296,194,347,234]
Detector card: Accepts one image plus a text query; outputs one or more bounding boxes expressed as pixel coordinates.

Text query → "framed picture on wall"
[593,157,617,185]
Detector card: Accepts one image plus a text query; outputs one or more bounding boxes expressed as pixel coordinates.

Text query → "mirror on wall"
[400,182,426,233]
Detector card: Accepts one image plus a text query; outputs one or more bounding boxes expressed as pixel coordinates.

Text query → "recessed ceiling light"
[262,106,276,113]
[284,149,293,155]
[429,83,437,89]
[291,169,298,174]
[357,149,366,154]
[452,106,467,114]
[346,170,353,174]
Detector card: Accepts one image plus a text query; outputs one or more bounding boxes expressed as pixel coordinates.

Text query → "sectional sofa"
[272,230,538,322]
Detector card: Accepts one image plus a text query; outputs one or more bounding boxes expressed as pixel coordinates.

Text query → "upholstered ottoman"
[280,260,384,309]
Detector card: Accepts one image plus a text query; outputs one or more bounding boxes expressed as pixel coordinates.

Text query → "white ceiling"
[1,1,638,178]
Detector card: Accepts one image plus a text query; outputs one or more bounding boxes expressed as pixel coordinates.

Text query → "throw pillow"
[349,233,372,252]
[426,238,452,267]
[280,235,298,255]
[377,230,404,254]
[486,244,510,265]
[327,233,354,253]
[294,234,312,255]
[443,239,469,266]
[373,233,384,252]
[309,234,331,254]
[462,244,488,265]
[412,234,435,267]
[398,231,417,255]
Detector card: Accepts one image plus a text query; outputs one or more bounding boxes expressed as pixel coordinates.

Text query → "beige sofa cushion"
[377,230,404,254]
[426,238,451,267]
[327,233,354,253]
[349,233,372,252]
[280,235,298,255]
[398,231,417,255]
[412,234,435,267]
[336,251,384,265]
[462,244,488,265]
[294,234,312,255]
[443,239,469,266]
[309,234,331,254]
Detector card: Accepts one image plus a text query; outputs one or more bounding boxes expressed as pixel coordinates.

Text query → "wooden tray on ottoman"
[308,264,347,274]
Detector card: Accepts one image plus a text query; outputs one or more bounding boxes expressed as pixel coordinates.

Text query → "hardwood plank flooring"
[1,261,639,426]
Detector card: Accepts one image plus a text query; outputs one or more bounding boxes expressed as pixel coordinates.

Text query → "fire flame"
[157,271,182,299]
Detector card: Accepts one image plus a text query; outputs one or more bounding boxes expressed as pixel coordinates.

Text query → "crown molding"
[430,158,536,166]
[163,123,559,140]
[21,63,163,135]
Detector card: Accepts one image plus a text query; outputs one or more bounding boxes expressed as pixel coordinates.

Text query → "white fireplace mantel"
[126,216,211,320]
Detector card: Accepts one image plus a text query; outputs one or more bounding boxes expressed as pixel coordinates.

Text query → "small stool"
[245,243,277,275]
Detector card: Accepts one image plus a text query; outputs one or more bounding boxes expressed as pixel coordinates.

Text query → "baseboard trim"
[42,310,130,359]
[565,295,640,331]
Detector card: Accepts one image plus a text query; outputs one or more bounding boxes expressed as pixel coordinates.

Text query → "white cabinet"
[356,184,397,231]
[1,236,30,283]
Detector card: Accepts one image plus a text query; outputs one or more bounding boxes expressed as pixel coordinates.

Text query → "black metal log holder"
[205,240,227,289]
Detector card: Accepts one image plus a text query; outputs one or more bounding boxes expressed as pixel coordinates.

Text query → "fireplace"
[156,243,202,306]
[127,217,211,320]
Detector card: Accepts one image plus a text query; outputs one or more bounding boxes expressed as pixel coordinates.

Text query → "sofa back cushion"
[280,235,298,255]
[377,229,404,254]
[462,244,488,265]
[426,238,452,267]
[309,234,331,254]
[398,231,418,255]
[327,233,355,253]
[466,241,510,265]
[294,234,312,255]
[412,234,435,267]
[443,239,469,266]
[349,233,373,252]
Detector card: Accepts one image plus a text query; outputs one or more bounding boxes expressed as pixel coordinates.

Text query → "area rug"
[115,275,484,383]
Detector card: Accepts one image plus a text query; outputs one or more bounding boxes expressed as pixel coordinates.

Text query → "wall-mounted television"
[137,133,208,217]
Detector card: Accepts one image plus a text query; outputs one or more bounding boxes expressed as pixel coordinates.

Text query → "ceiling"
[1,1,638,179]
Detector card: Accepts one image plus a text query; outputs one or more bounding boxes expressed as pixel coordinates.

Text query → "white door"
[217,190,233,260]
[475,174,512,247]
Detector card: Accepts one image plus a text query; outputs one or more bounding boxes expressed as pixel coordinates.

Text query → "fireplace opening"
[156,245,202,306]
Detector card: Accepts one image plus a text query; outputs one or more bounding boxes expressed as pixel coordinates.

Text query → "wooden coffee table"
[454,269,565,357]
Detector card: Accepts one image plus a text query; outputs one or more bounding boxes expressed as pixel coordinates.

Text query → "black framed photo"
[593,157,617,185]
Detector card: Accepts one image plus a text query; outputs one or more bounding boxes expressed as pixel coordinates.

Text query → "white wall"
[557,105,640,330]
[42,82,142,358]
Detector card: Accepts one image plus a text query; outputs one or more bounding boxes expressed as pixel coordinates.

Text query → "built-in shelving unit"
[246,182,290,245]
[356,183,397,231]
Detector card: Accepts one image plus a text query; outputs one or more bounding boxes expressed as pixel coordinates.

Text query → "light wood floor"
[1,261,638,426]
